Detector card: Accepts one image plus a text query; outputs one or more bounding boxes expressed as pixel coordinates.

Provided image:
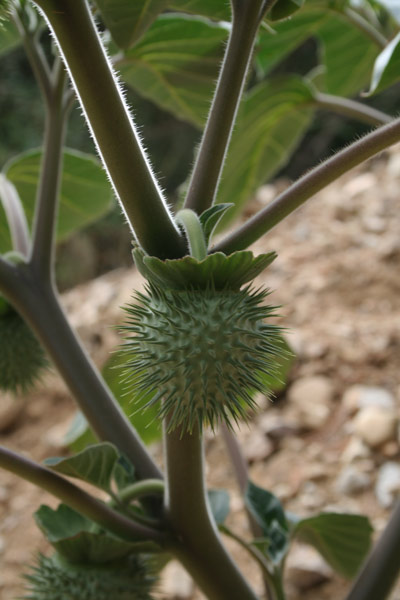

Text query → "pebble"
[257,413,299,440]
[343,385,395,414]
[286,544,332,590]
[341,437,371,463]
[299,482,326,510]
[44,420,73,450]
[242,430,274,463]
[287,376,334,429]
[335,465,371,496]
[375,462,400,508]
[0,393,24,433]
[353,406,398,448]
[161,560,194,599]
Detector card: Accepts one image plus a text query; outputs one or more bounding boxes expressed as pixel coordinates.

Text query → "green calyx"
[0,302,48,393]
[123,249,283,434]
[23,552,156,600]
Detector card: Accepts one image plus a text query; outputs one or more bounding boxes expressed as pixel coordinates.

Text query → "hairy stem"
[164,424,258,600]
[313,92,392,127]
[214,117,400,254]
[184,0,265,214]
[346,501,400,600]
[0,262,161,482]
[0,446,164,543]
[30,59,68,280]
[32,0,185,259]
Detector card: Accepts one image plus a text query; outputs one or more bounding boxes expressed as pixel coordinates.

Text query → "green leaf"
[168,0,231,20]
[199,203,234,245]
[366,32,400,95]
[95,0,168,48]
[35,504,144,563]
[0,149,113,253]
[44,442,119,493]
[258,334,294,393]
[0,18,20,57]
[269,0,304,21]
[134,248,277,291]
[208,489,230,525]
[257,7,379,96]
[293,512,373,578]
[118,14,227,127]
[245,481,289,565]
[216,76,313,225]
[112,454,136,491]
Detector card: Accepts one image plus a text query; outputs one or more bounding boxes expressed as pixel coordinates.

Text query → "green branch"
[184,0,266,214]
[313,92,392,127]
[32,0,185,259]
[0,445,164,543]
[120,480,165,504]
[164,424,258,600]
[341,7,387,49]
[30,57,68,280]
[346,501,400,600]
[214,117,400,254]
[0,264,162,482]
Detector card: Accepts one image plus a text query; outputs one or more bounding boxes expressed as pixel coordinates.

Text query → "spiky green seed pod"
[23,553,155,600]
[122,283,282,433]
[0,300,47,393]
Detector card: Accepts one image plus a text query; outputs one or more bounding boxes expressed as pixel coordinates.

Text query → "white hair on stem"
[32,1,179,240]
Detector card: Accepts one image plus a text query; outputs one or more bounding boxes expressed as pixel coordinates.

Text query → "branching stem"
[214,117,400,254]
[32,0,185,259]
[184,0,266,214]
[0,445,164,543]
[120,479,165,504]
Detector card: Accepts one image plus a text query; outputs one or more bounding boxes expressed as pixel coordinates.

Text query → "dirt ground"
[0,144,399,599]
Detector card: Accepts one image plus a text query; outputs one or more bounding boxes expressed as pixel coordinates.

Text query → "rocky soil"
[0,145,400,599]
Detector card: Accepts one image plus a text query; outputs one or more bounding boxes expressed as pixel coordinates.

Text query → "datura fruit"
[23,553,155,600]
[121,248,285,434]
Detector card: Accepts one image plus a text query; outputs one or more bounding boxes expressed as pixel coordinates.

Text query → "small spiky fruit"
[23,553,155,600]
[0,303,47,393]
[122,284,282,433]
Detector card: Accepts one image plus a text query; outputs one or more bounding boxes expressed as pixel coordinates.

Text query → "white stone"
[343,385,395,414]
[375,462,400,508]
[353,406,398,448]
[161,560,194,599]
[341,437,371,463]
[287,376,334,429]
[335,465,371,496]
[286,544,332,590]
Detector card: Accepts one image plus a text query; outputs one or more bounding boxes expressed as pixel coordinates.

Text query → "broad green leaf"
[269,0,304,21]
[118,15,228,127]
[258,334,294,393]
[293,512,373,578]
[0,18,20,56]
[366,32,400,95]
[216,76,313,225]
[0,149,113,253]
[168,0,231,20]
[95,0,168,48]
[208,489,230,525]
[257,7,379,96]
[199,203,234,244]
[44,442,119,493]
[35,504,144,562]
[245,481,289,565]
[317,15,380,96]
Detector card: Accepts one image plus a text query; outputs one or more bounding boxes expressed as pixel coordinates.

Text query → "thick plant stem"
[32,0,185,259]
[184,0,265,214]
[31,61,67,280]
[314,92,392,127]
[0,446,164,543]
[346,500,400,600]
[0,263,161,482]
[214,117,400,254]
[164,425,258,600]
